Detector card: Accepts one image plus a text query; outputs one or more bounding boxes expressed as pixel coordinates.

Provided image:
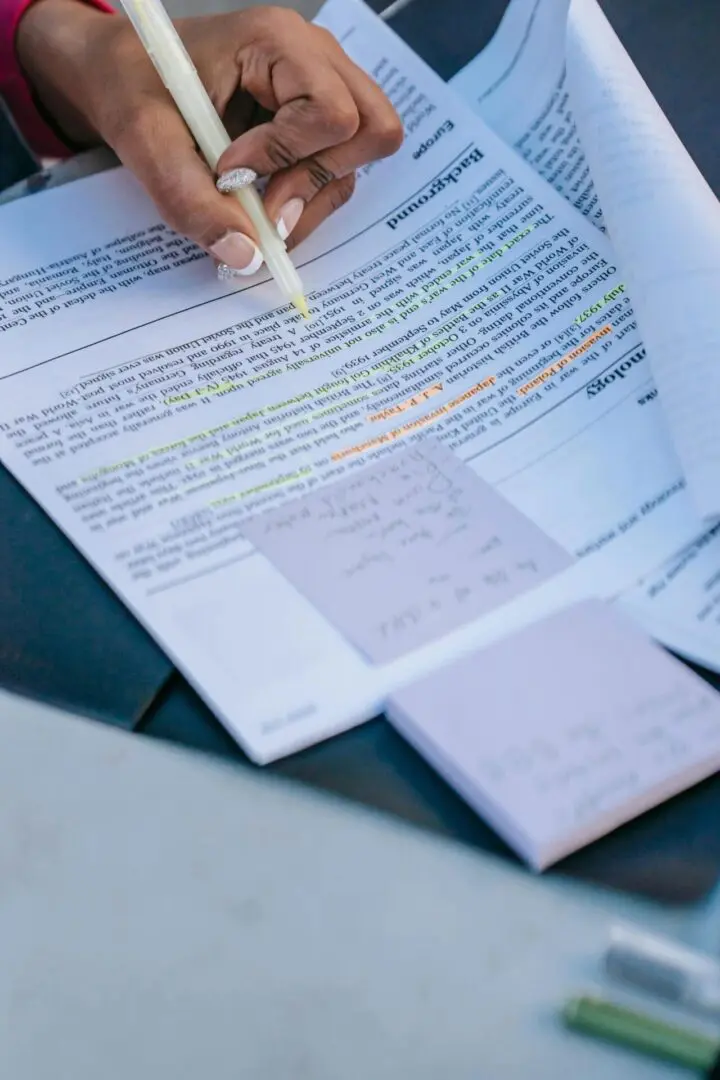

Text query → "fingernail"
[216,168,258,193]
[211,232,263,276]
[276,198,305,241]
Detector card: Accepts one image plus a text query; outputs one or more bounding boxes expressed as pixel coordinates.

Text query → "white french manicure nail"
[216,168,258,193]
[211,232,264,276]
[276,197,305,240]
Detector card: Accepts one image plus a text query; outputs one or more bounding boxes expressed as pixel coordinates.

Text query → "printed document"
[452,0,720,522]
[450,0,720,672]
[0,0,716,760]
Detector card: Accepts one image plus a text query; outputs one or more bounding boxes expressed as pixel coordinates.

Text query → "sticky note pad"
[388,600,720,868]
[242,439,572,663]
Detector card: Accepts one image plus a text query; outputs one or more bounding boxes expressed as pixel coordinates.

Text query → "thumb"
[113,106,264,277]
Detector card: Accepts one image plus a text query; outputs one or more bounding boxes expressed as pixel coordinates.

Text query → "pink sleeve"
[0,0,114,158]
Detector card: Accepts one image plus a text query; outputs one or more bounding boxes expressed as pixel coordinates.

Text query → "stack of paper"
[389,601,720,869]
[0,0,719,842]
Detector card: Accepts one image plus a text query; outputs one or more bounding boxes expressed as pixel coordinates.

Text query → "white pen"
[119,0,310,318]
[606,925,720,1019]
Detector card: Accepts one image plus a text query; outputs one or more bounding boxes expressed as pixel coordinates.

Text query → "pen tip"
[293,295,310,320]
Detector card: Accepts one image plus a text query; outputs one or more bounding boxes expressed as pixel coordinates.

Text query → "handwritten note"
[389,600,720,867]
[242,439,572,663]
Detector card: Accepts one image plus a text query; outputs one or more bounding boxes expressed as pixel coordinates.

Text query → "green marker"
[563,995,720,1072]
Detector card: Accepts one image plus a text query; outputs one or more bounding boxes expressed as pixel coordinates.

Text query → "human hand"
[17,0,403,274]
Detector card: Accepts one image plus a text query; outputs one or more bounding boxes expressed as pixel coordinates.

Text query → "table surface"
[1,687,718,1079]
[2,4,719,1069]
[1,0,719,907]
[132,0,720,909]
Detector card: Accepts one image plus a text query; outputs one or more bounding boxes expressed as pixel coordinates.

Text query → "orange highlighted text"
[333,376,496,461]
[517,325,612,397]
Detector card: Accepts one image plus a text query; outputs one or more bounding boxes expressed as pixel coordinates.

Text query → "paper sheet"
[450,0,603,228]
[389,600,720,868]
[564,0,720,522]
[243,440,571,662]
[450,0,720,672]
[0,0,713,761]
[453,0,720,519]
[618,525,720,672]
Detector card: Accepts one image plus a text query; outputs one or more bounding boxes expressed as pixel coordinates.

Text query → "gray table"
[2,0,720,908]
[140,0,720,905]
[1,689,718,1079]
[4,17,720,1042]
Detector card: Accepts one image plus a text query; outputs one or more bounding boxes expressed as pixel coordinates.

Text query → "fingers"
[220,57,361,177]
[217,17,403,245]
[110,102,265,277]
[262,48,404,221]
[283,173,357,249]
[99,7,405,277]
